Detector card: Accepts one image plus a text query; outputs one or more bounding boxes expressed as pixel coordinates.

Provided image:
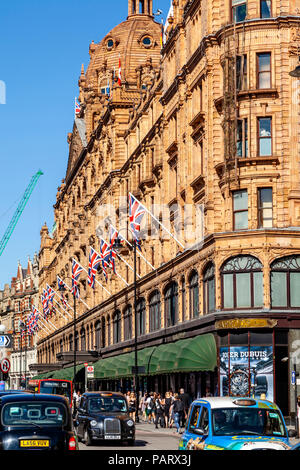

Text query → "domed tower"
[78,0,162,139]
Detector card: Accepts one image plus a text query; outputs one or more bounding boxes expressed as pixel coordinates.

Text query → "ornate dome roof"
[83,4,162,92]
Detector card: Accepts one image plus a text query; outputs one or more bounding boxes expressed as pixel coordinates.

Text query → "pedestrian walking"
[154,393,165,429]
[140,392,148,422]
[164,391,172,428]
[179,387,191,428]
[128,392,136,420]
[145,392,155,423]
[172,394,184,434]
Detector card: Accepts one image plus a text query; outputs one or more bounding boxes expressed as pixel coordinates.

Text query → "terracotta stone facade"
[37,0,300,412]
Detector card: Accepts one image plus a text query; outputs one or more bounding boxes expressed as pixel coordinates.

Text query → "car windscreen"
[39,381,71,402]
[88,397,128,413]
[212,407,286,437]
[1,401,68,427]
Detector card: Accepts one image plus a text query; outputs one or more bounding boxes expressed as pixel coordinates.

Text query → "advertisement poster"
[219,346,274,401]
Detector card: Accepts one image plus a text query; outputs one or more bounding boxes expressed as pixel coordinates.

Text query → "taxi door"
[180,403,202,449]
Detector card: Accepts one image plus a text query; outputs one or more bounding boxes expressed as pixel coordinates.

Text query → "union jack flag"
[75,97,81,115]
[110,249,116,274]
[57,275,67,308]
[88,247,102,289]
[46,284,55,313]
[129,193,145,249]
[72,259,83,298]
[42,289,50,319]
[100,239,111,281]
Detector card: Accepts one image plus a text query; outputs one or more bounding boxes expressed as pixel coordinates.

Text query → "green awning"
[51,364,85,380]
[93,346,156,379]
[93,334,216,380]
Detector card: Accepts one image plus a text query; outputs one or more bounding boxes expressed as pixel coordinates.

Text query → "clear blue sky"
[0,0,171,289]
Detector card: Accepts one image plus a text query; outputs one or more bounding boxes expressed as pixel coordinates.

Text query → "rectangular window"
[260,0,271,18]
[233,190,248,230]
[253,271,263,307]
[232,0,247,22]
[223,274,234,309]
[236,118,248,157]
[290,272,300,307]
[257,53,271,89]
[258,188,273,228]
[258,117,272,156]
[236,273,251,307]
[236,55,247,90]
[271,272,287,307]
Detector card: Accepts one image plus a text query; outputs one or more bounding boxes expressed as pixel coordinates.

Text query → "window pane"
[233,190,248,211]
[234,211,248,229]
[208,278,215,312]
[259,118,271,137]
[233,4,247,22]
[236,273,251,307]
[290,272,300,307]
[261,0,271,18]
[258,53,271,72]
[223,274,234,308]
[259,138,272,156]
[253,271,263,307]
[271,272,287,307]
[259,71,271,88]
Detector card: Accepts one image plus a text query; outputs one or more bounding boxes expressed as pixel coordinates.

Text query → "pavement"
[135,419,300,447]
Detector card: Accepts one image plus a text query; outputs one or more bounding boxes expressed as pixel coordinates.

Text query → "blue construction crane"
[0,170,43,257]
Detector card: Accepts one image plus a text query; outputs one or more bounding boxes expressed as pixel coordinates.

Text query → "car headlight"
[127,420,134,427]
[90,420,98,427]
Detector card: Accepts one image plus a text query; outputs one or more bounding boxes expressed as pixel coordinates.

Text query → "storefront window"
[271,255,300,308]
[221,255,263,309]
[219,331,273,400]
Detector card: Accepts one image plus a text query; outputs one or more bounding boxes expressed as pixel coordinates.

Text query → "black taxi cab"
[74,391,135,446]
[0,392,78,450]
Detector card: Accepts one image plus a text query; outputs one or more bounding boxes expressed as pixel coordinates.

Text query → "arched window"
[221,255,263,309]
[69,334,73,352]
[101,317,106,348]
[80,327,86,351]
[107,315,111,346]
[189,271,199,318]
[271,255,300,308]
[203,263,215,314]
[164,281,178,327]
[181,276,186,321]
[149,290,161,332]
[123,305,132,341]
[95,321,101,349]
[136,298,146,336]
[113,310,122,344]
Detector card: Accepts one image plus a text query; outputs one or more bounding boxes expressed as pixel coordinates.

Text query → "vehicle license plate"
[20,439,50,447]
[104,435,121,440]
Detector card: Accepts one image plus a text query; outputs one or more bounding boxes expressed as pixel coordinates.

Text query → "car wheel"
[84,428,93,446]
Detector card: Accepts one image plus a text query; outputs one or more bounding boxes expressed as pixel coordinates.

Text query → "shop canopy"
[32,364,85,381]
[93,334,217,380]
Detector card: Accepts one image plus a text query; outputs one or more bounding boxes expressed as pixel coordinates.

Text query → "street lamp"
[113,232,140,423]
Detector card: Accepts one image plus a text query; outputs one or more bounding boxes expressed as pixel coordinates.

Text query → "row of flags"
[21,191,183,338]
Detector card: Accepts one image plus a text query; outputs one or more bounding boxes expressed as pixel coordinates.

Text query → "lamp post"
[113,232,140,423]
[73,291,77,396]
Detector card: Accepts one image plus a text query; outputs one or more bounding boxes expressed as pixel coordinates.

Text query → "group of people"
[126,388,191,434]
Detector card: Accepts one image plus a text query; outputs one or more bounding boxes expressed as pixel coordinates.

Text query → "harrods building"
[34,0,300,418]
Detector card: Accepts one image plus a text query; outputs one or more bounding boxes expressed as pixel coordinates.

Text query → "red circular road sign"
[0,358,10,373]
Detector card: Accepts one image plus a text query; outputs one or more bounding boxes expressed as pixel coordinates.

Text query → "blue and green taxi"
[178,397,296,450]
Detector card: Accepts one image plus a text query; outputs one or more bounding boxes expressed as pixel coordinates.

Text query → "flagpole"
[73,257,111,297]
[73,290,77,394]
[60,275,90,310]
[110,224,154,271]
[52,298,73,322]
[129,192,185,249]
[52,294,73,320]
[54,284,74,313]
[90,245,129,287]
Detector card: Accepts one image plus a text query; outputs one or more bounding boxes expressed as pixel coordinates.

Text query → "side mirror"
[193,427,205,436]
[288,429,297,438]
